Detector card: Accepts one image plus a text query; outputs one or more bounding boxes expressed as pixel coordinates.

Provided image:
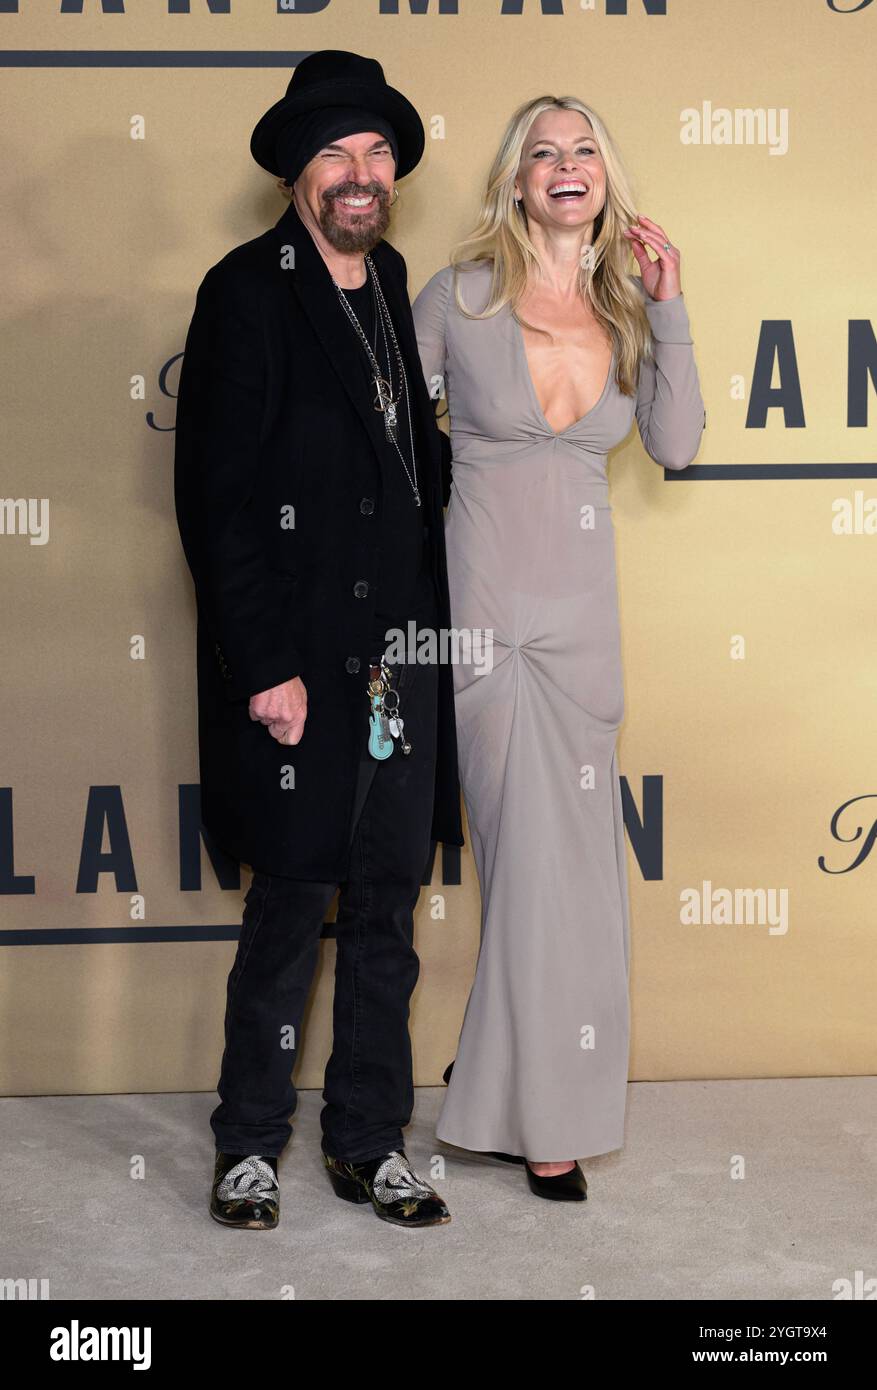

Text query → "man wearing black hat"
[174,51,464,1231]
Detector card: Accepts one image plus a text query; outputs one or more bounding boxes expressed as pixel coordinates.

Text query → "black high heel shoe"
[442,1059,587,1198]
[523,1160,588,1202]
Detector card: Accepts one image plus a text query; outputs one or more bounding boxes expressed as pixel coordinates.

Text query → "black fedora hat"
[250,49,425,180]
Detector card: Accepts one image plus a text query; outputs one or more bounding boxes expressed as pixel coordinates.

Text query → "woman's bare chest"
[516,291,614,433]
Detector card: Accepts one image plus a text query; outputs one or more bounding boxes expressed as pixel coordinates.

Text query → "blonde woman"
[412,97,705,1200]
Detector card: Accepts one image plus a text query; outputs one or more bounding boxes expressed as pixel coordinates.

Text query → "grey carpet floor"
[3,1077,875,1301]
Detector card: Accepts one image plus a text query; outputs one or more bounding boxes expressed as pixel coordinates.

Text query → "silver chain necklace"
[332,255,421,507]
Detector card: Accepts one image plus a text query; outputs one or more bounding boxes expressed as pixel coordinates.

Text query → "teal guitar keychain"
[367,658,412,760]
[368,685,394,760]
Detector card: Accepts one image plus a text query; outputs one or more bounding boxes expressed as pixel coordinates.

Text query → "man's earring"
[389,187,399,206]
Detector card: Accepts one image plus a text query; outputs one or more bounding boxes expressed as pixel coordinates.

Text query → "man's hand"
[249,676,308,745]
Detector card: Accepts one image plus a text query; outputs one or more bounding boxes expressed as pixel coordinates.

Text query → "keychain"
[367,657,413,760]
[367,670,393,760]
[382,684,412,755]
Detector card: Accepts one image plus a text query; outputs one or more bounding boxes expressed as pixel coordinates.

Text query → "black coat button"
[360,497,375,515]
[345,656,360,674]
[353,580,369,598]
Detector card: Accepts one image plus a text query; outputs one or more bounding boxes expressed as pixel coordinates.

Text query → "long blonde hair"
[450,95,653,397]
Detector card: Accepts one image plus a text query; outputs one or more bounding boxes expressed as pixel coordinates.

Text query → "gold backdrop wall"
[1,0,875,1096]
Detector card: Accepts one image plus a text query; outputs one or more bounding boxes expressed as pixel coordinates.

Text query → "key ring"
[365,655,412,759]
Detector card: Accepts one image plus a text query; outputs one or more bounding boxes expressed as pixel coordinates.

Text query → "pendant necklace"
[333,257,421,507]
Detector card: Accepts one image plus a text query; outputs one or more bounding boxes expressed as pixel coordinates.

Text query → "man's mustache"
[322,182,388,203]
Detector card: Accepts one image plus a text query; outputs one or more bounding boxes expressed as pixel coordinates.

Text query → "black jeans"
[209,648,439,1164]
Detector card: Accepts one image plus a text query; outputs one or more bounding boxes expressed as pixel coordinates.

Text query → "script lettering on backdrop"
[818,795,877,874]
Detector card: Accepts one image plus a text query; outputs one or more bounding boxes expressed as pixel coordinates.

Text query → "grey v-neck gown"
[412,262,705,1161]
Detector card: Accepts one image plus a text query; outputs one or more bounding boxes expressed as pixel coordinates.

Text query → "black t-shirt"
[341,275,440,654]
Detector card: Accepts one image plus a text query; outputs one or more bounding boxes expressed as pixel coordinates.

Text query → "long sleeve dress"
[412,261,705,1161]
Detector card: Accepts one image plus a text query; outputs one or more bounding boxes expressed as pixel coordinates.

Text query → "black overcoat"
[173,197,464,878]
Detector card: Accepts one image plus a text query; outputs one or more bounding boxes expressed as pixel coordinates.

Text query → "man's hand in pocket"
[249,676,308,745]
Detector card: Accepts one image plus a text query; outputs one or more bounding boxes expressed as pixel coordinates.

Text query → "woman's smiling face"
[515,108,607,231]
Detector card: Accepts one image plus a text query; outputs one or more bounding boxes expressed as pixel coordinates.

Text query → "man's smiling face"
[294,129,396,253]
